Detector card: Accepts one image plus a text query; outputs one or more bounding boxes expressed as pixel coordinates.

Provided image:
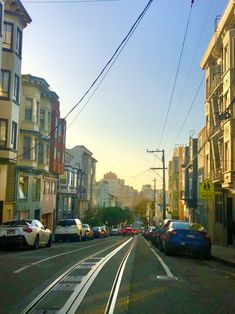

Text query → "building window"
[25,97,33,121]
[16,27,22,57]
[48,111,51,129]
[38,143,44,164]
[2,22,13,50]
[51,182,56,194]
[40,109,45,129]
[35,101,40,123]
[224,142,229,172]
[59,173,67,185]
[0,3,3,36]
[54,147,57,160]
[13,74,20,104]
[215,194,223,224]
[0,70,11,99]
[23,136,31,160]
[32,178,40,200]
[46,144,50,164]
[32,138,37,161]
[0,119,8,147]
[224,45,229,72]
[57,151,61,162]
[44,181,50,194]
[18,176,28,199]
[11,121,17,149]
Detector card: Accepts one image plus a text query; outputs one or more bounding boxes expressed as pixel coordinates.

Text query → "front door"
[0,201,3,224]
[227,198,233,245]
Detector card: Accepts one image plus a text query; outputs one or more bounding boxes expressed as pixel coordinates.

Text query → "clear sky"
[22,0,228,191]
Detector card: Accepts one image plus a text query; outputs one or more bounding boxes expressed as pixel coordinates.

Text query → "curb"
[212,256,235,268]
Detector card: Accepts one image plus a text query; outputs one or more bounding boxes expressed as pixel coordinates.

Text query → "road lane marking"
[105,238,136,314]
[142,237,175,278]
[21,238,132,314]
[64,237,133,314]
[13,238,115,274]
[13,266,30,274]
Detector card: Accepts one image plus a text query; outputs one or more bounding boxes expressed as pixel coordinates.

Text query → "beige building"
[168,145,188,220]
[16,75,59,229]
[200,0,235,245]
[0,1,31,223]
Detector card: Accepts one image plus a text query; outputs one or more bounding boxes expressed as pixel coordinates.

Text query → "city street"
[0,235,234,314]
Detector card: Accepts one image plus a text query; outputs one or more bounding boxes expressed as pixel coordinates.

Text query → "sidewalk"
[211,244,235,267]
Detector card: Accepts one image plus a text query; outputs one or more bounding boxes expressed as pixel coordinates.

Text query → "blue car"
[161,221,211,259]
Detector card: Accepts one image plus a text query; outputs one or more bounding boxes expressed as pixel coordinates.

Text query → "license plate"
[187,234,196,238]
[180,242,186,245]
[7,229,15,235]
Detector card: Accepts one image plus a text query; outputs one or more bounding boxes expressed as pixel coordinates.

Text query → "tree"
[83,207,101,226]
[132,197,149,225]
[100,206,124,226]
[122,207,134,225]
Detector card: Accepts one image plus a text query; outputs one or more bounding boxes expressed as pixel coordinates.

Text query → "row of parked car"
[143,219,211,259]
[0,218,121,250]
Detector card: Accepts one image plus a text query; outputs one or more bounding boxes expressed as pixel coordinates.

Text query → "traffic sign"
[199,179,214,199]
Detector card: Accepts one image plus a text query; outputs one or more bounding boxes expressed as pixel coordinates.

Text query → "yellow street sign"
[199,179,214,199]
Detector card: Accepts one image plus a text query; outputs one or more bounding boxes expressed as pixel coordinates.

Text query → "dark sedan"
[161,221,211,259]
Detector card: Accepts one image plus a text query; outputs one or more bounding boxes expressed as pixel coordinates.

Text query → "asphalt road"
[0,235,234,314]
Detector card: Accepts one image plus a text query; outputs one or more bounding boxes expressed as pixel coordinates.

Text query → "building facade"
[201,0,235,245]
[15,75,65,229]
[0,0,31,223]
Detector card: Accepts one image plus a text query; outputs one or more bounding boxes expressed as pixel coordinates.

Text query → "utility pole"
[153,178,156,224]
[147,149,167,220]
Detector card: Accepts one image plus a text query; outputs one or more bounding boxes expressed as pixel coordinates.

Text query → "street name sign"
[199,179,214,199]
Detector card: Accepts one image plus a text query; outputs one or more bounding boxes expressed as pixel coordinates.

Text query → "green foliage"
[83,206,134,227]
[132,197,149,225]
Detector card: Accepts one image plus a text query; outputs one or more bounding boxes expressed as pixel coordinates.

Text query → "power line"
[158,1,194,148]
[166,73,205,159]
[23,0,120,4]
[13,0,154,162]
[170,0,213,123]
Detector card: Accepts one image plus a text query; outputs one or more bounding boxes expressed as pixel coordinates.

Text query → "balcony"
[209,168,222,182]
[206,72,222,100]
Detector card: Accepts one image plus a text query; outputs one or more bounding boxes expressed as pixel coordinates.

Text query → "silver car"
[0,219,52,250]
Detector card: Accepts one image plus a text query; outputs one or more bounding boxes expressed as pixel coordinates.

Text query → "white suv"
[54,219,84,242]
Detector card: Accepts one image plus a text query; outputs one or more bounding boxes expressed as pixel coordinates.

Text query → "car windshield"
[57,220,76,227]
[83,224,89,228]
[93,227,100,231]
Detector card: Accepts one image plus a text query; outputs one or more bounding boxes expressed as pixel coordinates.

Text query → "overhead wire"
[170,0,213,123]
[12,0,155,162]
[23,0,120,4]
[158,1,194,149]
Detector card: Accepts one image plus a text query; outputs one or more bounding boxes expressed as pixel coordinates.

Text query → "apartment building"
[57,149,81,221]
[66,145,97,219]
[168,145,187,220]
[0,1,31,223]
[16,75,65,229]
[200,0,235,245]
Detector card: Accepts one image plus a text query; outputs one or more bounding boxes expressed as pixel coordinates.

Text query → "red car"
[121,227,138,236]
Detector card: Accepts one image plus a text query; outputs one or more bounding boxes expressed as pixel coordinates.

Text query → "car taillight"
[168,230,177,236]
[23,227,33,233]
[204,234,210,240]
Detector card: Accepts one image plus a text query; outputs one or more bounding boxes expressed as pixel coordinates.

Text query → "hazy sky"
[22,0,228,191]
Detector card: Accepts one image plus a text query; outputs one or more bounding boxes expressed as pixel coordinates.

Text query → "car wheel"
[46,235,52,247]
[32,235,39,250]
